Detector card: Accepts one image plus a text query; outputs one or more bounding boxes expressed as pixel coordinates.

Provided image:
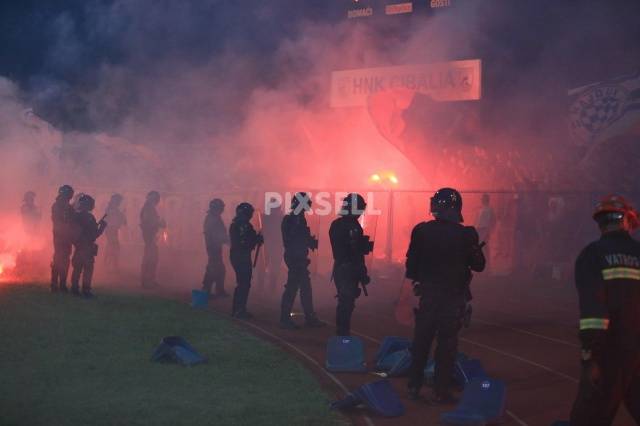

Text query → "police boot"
[304,315,325,328]
[279,317,300,329]
[279,291,297,327]
[233,310,254,320]
[50,268,58,292]
[428,391,458,406]
[408,387,422,401]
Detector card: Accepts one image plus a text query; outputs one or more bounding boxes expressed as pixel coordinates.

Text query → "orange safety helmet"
[593,195,639,231]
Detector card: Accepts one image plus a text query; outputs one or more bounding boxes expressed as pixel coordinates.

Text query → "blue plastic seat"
[331,379,405,418]
[454,359,487,385]
[191,289,208,308]
[386,349,412,377]
[426,353,486,385]
[374,336,412,370]
[441,378,506,425]
[151,336,207,366]
[354,379,405,417]
[325,336,367,372]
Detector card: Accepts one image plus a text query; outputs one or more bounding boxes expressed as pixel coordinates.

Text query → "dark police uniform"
[51,196,75,291]
[71,211,105,295]
[280,212,318,324]
[202,211,228,296]
[570,230,640,425]
[406,219,485,397]
[229,216,261,316]
[329,216,369,336]
[140,201,163,287]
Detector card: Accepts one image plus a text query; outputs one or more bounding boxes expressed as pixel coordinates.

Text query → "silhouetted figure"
[279,193,323,329]
[570,195,640,426]
[21,191,41,236]
[70,194,106,298]
[51,185,75,293]
[475,193,495,246]
[104,193,127,273]
[229,202,262,319]
[329,193,373,336]
[15,191,43,277]
[474,193,495,271]
[140,191,165,288]
[202,198,229,298]
[406,188,485,404]
[260,199,284,292]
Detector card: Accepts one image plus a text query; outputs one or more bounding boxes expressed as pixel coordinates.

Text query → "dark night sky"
[1,0,639,132]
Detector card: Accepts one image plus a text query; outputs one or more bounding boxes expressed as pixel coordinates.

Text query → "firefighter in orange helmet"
[570,195,640,425]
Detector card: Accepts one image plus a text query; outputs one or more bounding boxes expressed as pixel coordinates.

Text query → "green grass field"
[0,284,346,426]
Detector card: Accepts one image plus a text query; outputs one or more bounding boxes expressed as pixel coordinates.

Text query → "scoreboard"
[344,0,455,20]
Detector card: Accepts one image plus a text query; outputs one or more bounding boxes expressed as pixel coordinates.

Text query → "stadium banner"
[385,2,413,15]
[568,70,640,147]
[330,59,482,108]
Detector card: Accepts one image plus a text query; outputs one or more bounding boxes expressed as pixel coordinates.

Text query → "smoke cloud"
[1,1,639,281]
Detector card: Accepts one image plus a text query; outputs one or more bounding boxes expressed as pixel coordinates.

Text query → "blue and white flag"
[569,70,640,149]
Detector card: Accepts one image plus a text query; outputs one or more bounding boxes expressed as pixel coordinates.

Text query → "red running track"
[175,274,635,426]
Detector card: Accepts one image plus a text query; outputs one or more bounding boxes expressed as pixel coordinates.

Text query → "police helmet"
[23,191,36,203]
[146,190,160,204]
[430,188,463,222]
[236,202,255,218]
[209,198,225,213]
[340,193,367,216]
[291,192,312,212]
[109,193,123,207]
[58,185,74,199]
[77,194,96,212]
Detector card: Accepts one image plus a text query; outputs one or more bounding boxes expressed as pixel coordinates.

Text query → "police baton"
[361,282,368,297]
[98,214,108,232]
[253,211,264,269]
[253,241,262,268]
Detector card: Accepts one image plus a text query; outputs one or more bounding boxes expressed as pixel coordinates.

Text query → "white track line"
[345,324,578,384]
[324,322,532,426]
[357,308,578,349]
[459,337,579,384]
[227,317,376,426]
[473,318,580,348]
[505,409,529,426]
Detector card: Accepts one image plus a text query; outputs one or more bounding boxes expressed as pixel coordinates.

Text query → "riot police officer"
[70,195,107,298]
[329,193,373,336]
[140,191,166,288]
[16,190,42,275]
[229,202,263,319]
[51,185,75,293]
[202,198,229,298]
[279,192,323,329]
[104,193,127,273]
[406,188,485,404]
[570,195,640,425]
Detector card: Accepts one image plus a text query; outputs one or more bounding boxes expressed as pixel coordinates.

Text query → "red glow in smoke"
[0,215,48,283]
